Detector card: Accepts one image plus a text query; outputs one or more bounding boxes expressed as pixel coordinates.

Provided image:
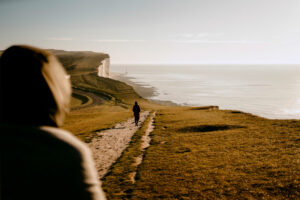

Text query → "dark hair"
[0,45,71,127]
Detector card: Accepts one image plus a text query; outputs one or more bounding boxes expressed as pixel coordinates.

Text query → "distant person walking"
[132,101,141,126]
[0,45,106,200]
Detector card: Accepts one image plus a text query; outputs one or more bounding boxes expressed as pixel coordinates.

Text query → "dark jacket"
[0,124,105,200]
[133,104,140,116]
[0,45,105,200]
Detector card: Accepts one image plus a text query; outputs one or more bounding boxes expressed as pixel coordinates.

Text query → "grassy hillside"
[71,72,142,105]
[50,49,149,106]
[50,49,109,74]
[102,107,300,199]
[63,71,153,142]
[54,49,161,141]
[64,71,164,142]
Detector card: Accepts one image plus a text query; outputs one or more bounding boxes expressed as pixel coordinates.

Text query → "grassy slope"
[63,104,132,142]
[102,107,300,199]
[53,50,162,142]
[71,72,142,105]
[63,71,163,142]
[103,107,300,199]
[45,49,136,141]
[63,73,145,142]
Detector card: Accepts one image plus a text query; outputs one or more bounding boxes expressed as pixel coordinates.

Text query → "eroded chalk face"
[97,57,110,78]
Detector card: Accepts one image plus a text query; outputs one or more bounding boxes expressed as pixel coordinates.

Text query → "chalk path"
[89,111,150,178]
[129,111,156,183]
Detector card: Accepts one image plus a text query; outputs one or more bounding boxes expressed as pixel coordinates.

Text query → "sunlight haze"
[1,0,300,64]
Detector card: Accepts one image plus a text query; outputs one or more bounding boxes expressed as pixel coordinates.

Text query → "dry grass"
[103,106,300,199]
[63,71,166,143]
[63,105,132,142]
[52,52,299,199]
[63,71,163,144]
[70,96,83,107]
[70,92,93,107]
[71,72,142,105]
[102,112,153,199]
[62,70,155,142]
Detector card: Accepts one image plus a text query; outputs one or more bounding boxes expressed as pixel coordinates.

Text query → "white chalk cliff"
[97,58,110,78]
[50,49,110,76]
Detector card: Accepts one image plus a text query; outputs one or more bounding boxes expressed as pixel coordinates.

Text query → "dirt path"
[89,111,150,178]
[129,111,156,183]
[71,88,106,110]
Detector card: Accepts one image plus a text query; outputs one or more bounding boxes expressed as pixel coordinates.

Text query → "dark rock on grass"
[175,147,191,153]
[190,106,219,111]
[178,124,246,133]
[231,111,243,114]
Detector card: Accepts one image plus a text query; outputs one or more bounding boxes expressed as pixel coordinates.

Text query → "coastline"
[110,72,178,106]
[109,65,300,120]
[110,72,300,120]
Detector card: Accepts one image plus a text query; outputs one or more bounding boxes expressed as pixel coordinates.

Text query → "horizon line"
[111,62,300,65]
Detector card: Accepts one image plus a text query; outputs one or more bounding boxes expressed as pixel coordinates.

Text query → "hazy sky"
[1,0,300,64]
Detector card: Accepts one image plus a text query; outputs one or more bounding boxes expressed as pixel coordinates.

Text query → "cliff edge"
[49,49,110,77]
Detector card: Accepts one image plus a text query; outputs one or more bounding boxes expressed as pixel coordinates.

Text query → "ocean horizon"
[111,64,300,119]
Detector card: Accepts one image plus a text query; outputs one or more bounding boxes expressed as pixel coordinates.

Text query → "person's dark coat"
[133,103,141,117]
[0,45,106,200]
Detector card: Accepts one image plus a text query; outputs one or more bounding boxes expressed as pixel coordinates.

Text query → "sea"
[111,64,300,119]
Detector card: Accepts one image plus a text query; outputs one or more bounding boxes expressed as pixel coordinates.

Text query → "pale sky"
[1,0,300,64]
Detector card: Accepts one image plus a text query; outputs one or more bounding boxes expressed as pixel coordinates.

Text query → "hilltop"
[49,49,109,74]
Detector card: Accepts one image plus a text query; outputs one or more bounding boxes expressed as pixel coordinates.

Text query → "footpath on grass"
[129,111,156,183]
[89,111,152,178]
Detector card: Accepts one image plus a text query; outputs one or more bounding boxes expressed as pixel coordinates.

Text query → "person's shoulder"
[39,126,90,156]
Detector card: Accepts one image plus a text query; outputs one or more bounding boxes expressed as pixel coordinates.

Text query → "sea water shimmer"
[111,64,300,119]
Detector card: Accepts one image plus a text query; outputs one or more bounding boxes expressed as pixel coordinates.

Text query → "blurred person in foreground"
[0,45,106,200]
